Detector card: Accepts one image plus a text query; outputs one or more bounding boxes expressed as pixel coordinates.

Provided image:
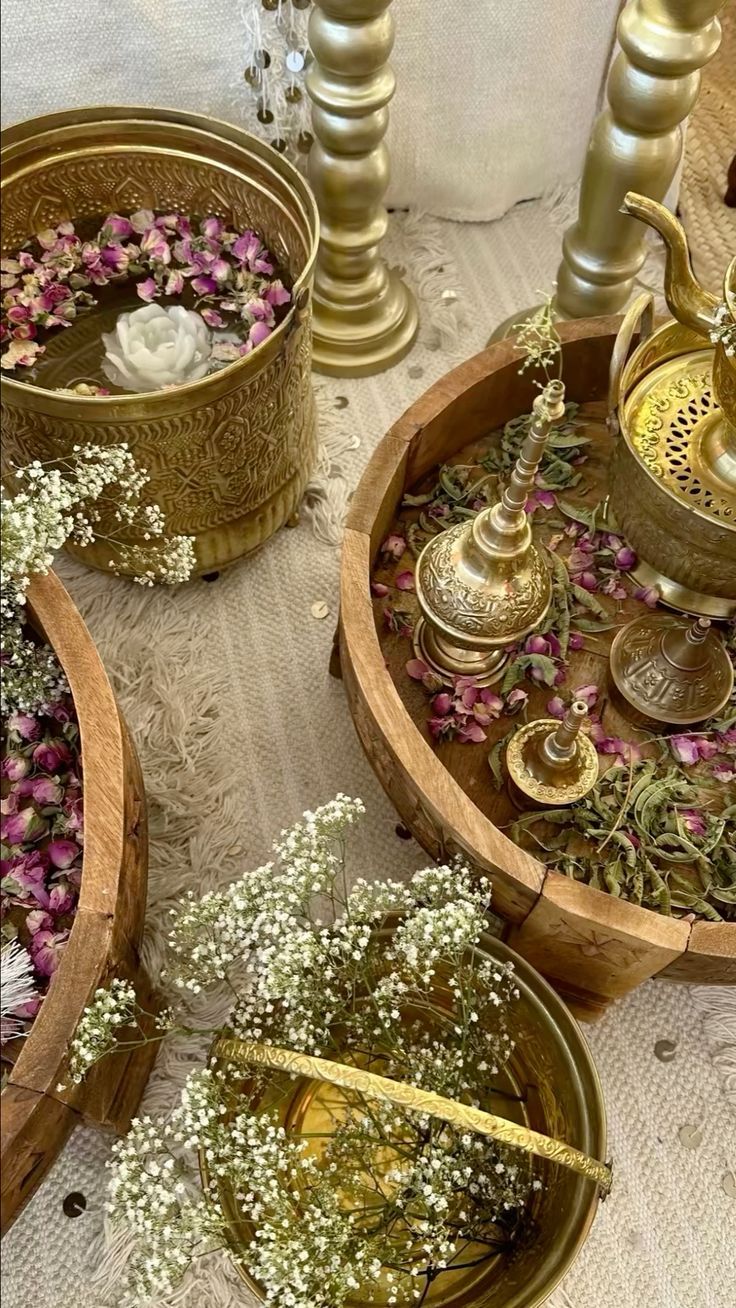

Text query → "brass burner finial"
[506,700,600,809]
[609,611,734,727]
[413,380,565,686]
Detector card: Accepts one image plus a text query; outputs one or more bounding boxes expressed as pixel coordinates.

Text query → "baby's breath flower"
[512,292,562,390]
[1,446,194,715]
[65,979,137,1083]
[73,798,540,1306]
[709,300,736,357]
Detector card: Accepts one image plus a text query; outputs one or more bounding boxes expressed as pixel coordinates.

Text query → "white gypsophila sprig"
[77,798,538,1307]
[64,979,137,1084]
[1,445,194,715]
[709,301,736,357]
[512,292,562,390]
[107,1111,218,1306]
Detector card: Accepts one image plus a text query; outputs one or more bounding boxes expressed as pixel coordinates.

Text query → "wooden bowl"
[336,318,736,1020]
[1,568,156,1233]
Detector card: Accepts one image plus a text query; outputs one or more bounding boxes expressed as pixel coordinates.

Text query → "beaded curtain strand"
[235,0,313,163]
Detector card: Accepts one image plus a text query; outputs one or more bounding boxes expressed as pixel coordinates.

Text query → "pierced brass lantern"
[607,193,735,619]
[413,380,565,686]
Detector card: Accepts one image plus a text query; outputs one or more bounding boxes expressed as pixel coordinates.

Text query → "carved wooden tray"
[1,569,156,1233]
[336,318,735,1020]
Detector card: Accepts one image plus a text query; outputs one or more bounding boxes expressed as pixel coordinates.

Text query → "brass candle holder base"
[412,616,508,688]
[311,268,418,378]
[609,612,734,728]
[506,702,599,810]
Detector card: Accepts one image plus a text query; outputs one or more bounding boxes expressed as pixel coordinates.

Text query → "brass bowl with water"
[0,107,319,575]
[207,932,608,1308]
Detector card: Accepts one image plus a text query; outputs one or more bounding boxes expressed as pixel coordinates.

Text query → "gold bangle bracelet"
[214,1037,613,1195]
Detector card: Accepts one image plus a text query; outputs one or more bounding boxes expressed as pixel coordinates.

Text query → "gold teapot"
[607,193,735,619]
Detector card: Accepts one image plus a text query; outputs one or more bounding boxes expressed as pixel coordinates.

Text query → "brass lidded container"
[208,930,608,1308]
[413,381,565,686]
[609,612,734,727]
[0,107,320,576]
[608,193,736,619]
[506,701,599,810]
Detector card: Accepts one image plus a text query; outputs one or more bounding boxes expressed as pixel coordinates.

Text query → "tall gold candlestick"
[306,0,418,376]
[555,0,725,319]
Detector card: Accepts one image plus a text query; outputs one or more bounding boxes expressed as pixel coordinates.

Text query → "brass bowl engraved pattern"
[416,521,551,645]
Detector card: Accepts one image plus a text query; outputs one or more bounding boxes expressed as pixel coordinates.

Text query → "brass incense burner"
[608,193,736,619]
[609,613,734,728]
[506,701,599,810]
[413,381,565,686]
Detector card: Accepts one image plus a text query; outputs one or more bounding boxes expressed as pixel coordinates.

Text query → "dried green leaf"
[405,523,426,559]
[556,498,599,532]
[401,490,435,508]
[569,584,609,620]
[501,658,528,694]
[488,733,510,791]
[526,653,558,686]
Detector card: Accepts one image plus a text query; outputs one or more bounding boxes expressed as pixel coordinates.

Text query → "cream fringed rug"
[3,205,735,1308]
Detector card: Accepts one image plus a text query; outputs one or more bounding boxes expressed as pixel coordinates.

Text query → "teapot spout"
[621,192,719,337]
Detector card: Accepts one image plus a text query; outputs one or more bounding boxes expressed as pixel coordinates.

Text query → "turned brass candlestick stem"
[556,0,726,319]
[413,380,565,686]
[306,0,418,376]
[488,0,725,342]
[506,701,599,809]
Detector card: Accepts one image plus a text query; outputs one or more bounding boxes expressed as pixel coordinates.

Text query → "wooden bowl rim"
[339,318,734,971]
[2,566,128,1101]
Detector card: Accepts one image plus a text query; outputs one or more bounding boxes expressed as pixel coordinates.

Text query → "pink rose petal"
[670,735,702,765]
[406,658,430,681]
[395,571,415,592]
[634,584,659,608]
[380,535,405,561]
[457,721,487,744]
[432,692,453,716]
[572,684,598,709]
[136,277,159,303]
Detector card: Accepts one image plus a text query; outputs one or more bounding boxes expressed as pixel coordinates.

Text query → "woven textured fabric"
[0,0,619,221]
[2,201,734,1308]
[679,0,736,293]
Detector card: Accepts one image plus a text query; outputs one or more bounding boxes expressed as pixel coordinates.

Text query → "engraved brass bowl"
[0,107,319,575]
[207,932,608,1308]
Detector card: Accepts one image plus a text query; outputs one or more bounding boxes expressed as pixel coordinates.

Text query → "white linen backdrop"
[0,0,620,221]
